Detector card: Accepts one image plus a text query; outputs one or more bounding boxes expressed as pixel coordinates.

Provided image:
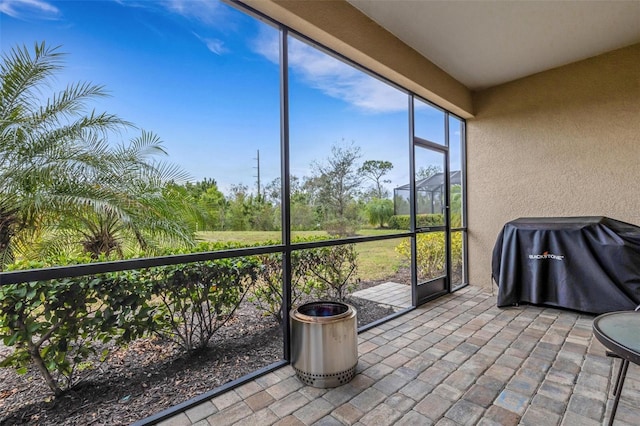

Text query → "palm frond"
[1,42,65,119]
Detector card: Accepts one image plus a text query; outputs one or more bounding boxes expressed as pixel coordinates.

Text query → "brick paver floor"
[156,286,639,426]
[352,282,412,309]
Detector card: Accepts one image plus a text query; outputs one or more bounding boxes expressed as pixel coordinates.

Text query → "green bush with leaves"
[322,217,359,237]
[249,252,286,323]
[305,243,359,302]
[249,237,322,324]
[249,251,319,324]
[395,232,462,280]
[248,237,359,323]
[0,242,262,394]
[365,198,394,228]
[388,214,444,229]
[147,256,259,351]
[0,260,152,395]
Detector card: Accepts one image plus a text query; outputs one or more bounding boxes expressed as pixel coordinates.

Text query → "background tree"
[171,178,227,232]
[224,183,279,232]
[266,176,318,231]
[290,176,319,230]
[359,160,393,199]
[198,184,228,231]
[178,178,228,231]
[263,177,281,207]
[226,184,251,231]
[365,198,394,228]
[310,142,363,233]
[247,196,278,231]
[184,178,219,200]
[416,165,442,180]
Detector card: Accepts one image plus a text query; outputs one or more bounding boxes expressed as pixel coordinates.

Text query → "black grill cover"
[492,217,640,314]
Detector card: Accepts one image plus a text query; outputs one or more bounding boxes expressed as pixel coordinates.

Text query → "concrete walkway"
[158,286,639,426]
[352,282,412,310]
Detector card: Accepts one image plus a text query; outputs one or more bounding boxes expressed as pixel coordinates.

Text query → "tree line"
[173,147,397,235]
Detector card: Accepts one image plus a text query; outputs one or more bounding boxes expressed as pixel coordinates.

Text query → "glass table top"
[593,312,640,356]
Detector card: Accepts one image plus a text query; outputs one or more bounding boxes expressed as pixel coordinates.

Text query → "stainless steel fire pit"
[290,301,358,388]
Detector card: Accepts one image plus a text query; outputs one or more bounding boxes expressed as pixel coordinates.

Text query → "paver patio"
[352,282,412,310]
[155,286,639,426]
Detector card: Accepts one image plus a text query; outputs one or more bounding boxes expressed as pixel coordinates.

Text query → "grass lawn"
[197,229,408,282]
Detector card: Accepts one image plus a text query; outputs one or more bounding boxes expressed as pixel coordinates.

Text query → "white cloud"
[193,32,226,55]
[160,0,224,25]
[253,30,406,114]
[115,0,227,25]
[203,38,226,55]
[117,0,231,54]
[253,27,279,64]
[0,0,60,19]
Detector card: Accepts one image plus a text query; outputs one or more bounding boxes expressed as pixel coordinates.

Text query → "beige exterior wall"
[467,44,640,290]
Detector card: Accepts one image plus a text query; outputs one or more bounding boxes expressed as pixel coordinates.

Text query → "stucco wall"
[467,44,640,290]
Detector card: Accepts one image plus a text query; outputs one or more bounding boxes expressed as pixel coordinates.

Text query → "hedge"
[388,214,444,229]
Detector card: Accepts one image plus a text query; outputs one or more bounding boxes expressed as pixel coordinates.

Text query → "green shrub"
[249,252,286,324]
[365,198,394,228]
[450,213,462,228]
[0,260,151,395]
[146,256,260,351]
[395,232,462,280]
[322,218,359,237]
[388,214,444,229]
[0,243,261,394]
[249,251,319,324]
[420,214,444,228]
[387,215,404,229]
[249,237,359,322]
[450,232,463,275]
[0,239,363,394]
[305,243,359,302]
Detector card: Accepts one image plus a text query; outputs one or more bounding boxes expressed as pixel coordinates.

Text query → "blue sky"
[1,0,461,195]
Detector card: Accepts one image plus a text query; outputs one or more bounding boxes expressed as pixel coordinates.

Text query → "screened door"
[413,142,450,305]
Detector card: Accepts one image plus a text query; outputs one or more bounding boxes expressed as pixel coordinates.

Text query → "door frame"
[411,138,451,306]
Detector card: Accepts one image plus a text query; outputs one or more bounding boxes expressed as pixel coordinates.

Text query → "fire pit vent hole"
[293,365,356,387]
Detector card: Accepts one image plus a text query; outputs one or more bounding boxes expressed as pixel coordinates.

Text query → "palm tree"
[59,131,197,259]
[0,42,194,267]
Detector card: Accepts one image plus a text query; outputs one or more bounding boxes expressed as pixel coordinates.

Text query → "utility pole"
[254,149,261,199]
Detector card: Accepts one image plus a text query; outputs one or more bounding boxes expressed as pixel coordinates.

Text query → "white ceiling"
[348,0,640,90]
